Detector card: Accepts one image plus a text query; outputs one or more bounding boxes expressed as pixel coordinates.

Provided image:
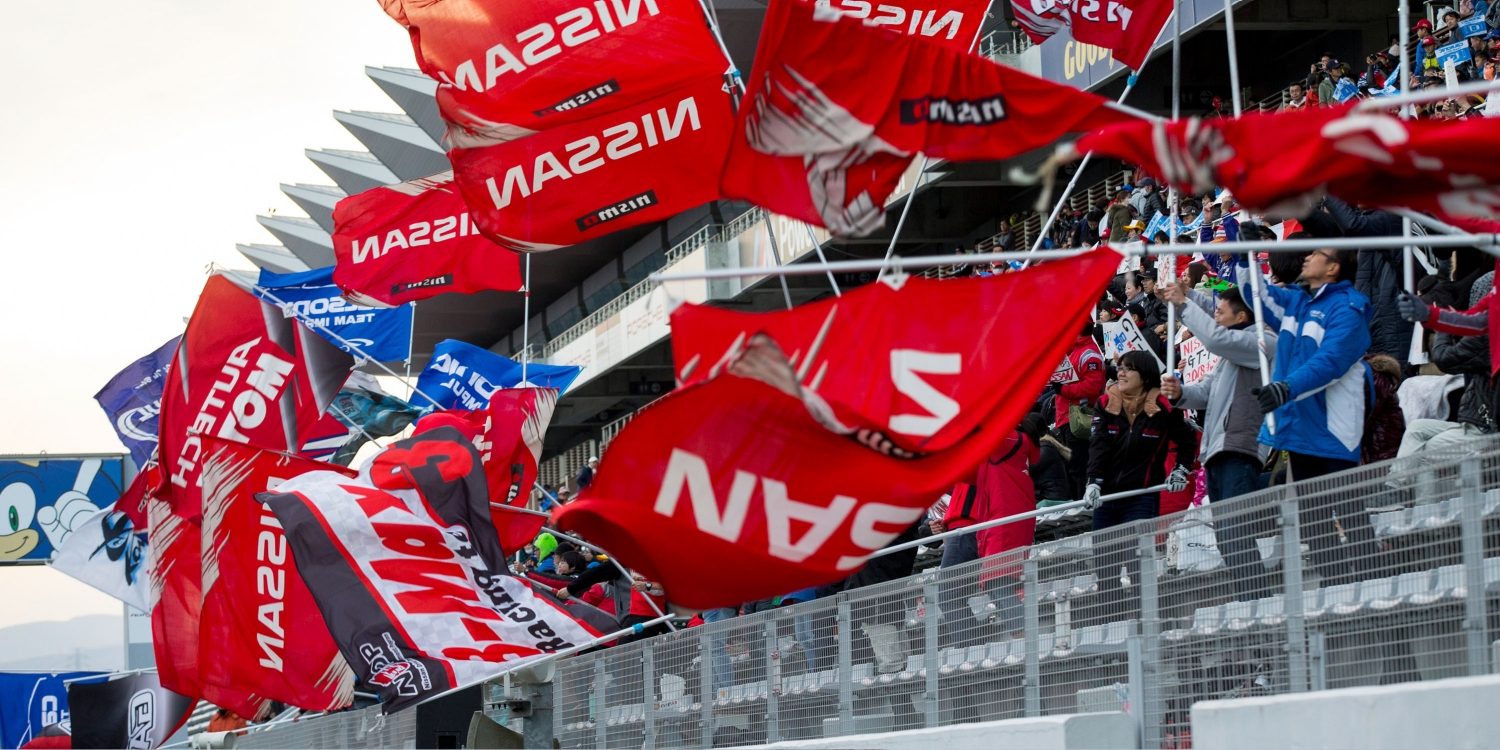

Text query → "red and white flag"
[1011,0,1173,70]
[151,274,353,699]
[557,248,1120,608]
[261,428,602,713]
[198,437,356,718]
[818,0,992,52]
[414,387,559,553]
[721,0,1142,235]
[1075,104,1500,220]
[671,246,1124,455]
[333,172,524,306]
[450,78,734,251]
[378,0,728,144]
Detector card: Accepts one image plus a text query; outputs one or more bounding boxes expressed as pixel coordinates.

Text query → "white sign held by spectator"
[1102,317,1165,370]
[1179,336,1222,386]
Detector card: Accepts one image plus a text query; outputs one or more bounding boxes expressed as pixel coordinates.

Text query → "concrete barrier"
[1193,674,1500,750]
[732,713,1137,750]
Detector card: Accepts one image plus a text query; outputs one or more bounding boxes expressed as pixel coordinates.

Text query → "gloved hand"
[1167,465,1191,493]
[1252,381,1291,414]
[1082,483,1104,511]
[1395,291,1431,323]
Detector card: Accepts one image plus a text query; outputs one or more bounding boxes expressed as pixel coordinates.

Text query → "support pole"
[1222,0,1243,116]
[1242,252,1278,434]
[763,217,797,310]
[878,160,931,280]
[521,253,532,384]
[805,224,843,296]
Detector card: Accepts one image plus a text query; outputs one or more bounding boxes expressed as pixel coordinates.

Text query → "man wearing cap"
[576,456,599,490]
[1129,177,1166,219]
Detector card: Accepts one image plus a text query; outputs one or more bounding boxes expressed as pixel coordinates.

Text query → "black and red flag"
[198,437,356,719]
[333,172,524,306]
[150,274,353,700]
[377,0,729,144]
[68,672,195,750]
[719,0,1143,236]
[556,247,1122,608]
[261,428,602,712]
[1010,0,1173,70]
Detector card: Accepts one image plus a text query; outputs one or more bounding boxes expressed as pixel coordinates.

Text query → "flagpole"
[522,253,532,384]
[1021,78,1141,269]
[649,233,1500,283]
[253,285,446,410]
[1398,0,1427,365]
[869,484,1169,559]
[805,224,843,297]
[62,667,156,685]
[404,301,417,404]
[1222,0,1244,116]
[763,218,797,309]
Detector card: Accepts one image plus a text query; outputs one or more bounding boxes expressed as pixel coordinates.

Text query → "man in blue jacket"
[1244,247,1377,584]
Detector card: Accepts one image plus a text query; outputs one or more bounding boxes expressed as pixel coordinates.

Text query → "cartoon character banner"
[0,671,103,749]
[0,458,125,563]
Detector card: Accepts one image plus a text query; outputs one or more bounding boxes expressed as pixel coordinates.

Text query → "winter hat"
[1471,271,1495,307]
[534,532,559,561]
[1211,227,1229,243]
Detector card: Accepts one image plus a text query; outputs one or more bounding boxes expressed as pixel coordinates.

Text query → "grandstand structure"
[214,1,1490,746]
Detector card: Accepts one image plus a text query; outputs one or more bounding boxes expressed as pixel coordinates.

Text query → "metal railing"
[979,29,1034,60]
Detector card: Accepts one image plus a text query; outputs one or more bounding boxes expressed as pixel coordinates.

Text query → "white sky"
[0,1,416,638]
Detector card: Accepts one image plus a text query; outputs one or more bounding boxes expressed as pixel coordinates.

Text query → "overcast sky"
[0,1,415,642]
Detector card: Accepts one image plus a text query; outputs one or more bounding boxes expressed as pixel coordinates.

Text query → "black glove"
[1252,382,1291,414]
[1395,291,1430,323]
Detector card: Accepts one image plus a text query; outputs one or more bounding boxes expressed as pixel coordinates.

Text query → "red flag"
[413,387,559,553]
[378,0,728,144]
[720,0,1142,235]
[556,249,1119,608]
[671,246,1125,455]
[450,78,735,251]
[1075,104,1500,220]
[332,172,524,306]
[198,437,356,718]
[821,0,991,52]
[151,274,353,699]
[1011,0,1173,70]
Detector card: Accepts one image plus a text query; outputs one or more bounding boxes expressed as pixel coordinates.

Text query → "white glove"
[1082,483,1104,511]
[1167,466,1191,493]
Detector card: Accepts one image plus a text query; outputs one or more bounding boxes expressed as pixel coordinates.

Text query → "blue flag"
[1333,77,1358,103]
[415,339,581,410]
[0,671,104,748]
[254,267,414,362]
[94,336,178,466]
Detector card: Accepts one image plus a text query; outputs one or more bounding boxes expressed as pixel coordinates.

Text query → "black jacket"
[1087,387,1198,494]
[1431,331,1498,432]
[1301,197,1411,363]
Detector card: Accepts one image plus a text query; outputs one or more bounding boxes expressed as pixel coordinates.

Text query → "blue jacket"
[1245,270,1373,462]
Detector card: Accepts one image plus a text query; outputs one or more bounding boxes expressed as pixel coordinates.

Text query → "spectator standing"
[1161,284,1277,600]
[1053,321,1108,497]
[1081,351,1196,619]
[1281,82,1310,111]
[1299,196,1412,366]
[1129,178,1167,220]
[576,456,599,490]
[1106,187,1135,242]
[1243,248,1379,584]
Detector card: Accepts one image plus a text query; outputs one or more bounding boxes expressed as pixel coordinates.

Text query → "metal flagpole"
[1163,0,1183,375]
[876,1,995,280]
[647,233,1500,282]
[522,253,532,384]
[804,224,843,296]
[763,218,797,309]
[253,285,447,410]
[1222,0,1244,116]
[405,301,417,403]
[1398,0,1428,365]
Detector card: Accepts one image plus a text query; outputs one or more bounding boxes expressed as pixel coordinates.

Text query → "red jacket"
[1052,335,1107,429]
[974,431,1039,583]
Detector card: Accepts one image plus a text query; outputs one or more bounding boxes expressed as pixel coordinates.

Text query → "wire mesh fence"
[233,433,1500,749]
[236,704,415,749]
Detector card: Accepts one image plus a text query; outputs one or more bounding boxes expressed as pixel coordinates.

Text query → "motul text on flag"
[332,172,524,306]
[556,248,1122,608]
[450,77,735,251]
[198,437,356,718]
[720,0,1142,235]
[261,428,602,712]
[1010,0,1174,70]
[377,0,729,144]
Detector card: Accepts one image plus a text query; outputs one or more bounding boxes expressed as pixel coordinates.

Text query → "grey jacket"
[1174,290,1277,463]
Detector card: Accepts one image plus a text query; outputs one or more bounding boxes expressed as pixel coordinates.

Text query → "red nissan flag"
[151,274,353,699]
[672,246,1124,455]
[450,77,735,251]
[821,0,991,52]
[413,387,559,553]
[333,172,524,306]
[377,0,728,144]
[1074,104,1500,220]
[1010,0,1173,70]
[720,0,1143,235]
[557,252,1117,608]
[198,437,356,718]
